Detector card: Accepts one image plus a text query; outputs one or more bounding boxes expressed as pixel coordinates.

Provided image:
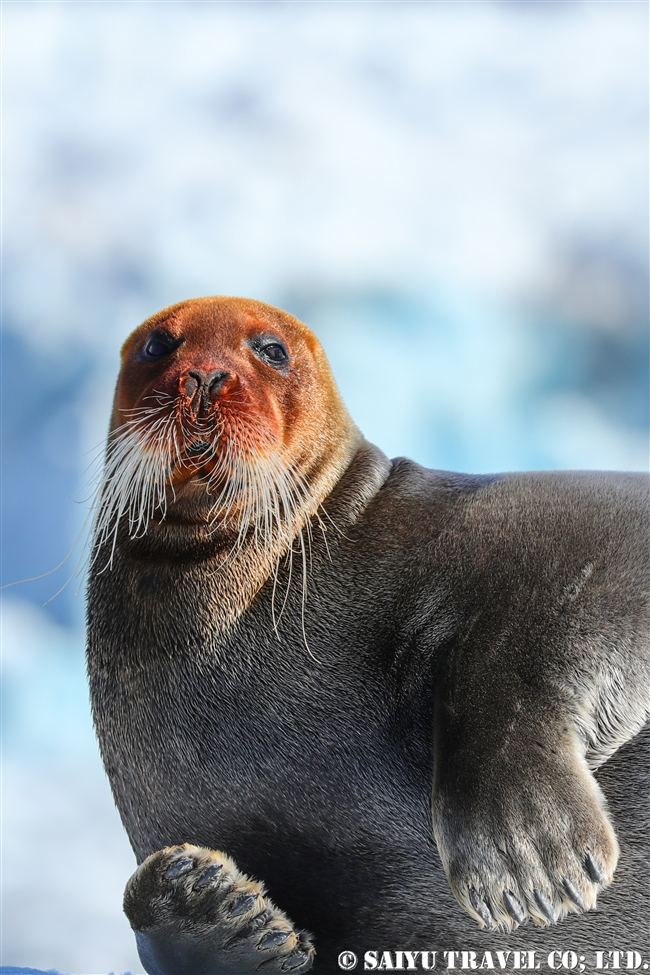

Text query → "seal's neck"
[204,436,392,629]
[93,436,391,632]
[316,436,392,534]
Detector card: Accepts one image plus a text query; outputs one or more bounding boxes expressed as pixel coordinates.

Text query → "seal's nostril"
[183,369,230,414]
[208,371,229,398]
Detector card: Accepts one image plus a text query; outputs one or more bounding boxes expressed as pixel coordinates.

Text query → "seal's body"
[87,298,650,974]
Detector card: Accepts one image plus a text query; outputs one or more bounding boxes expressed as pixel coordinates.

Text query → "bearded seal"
[87,297,650,974]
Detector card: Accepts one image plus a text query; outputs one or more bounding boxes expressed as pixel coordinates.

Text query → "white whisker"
[88,394,327,654]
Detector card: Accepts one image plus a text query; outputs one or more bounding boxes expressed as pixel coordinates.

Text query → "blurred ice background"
[1,1,648,971]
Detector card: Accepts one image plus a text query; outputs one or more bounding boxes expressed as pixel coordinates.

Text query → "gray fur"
[87,441,650,972]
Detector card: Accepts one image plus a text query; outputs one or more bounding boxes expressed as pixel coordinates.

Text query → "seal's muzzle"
[184,369,230,417]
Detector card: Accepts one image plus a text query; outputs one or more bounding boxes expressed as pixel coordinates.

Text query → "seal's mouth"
[187,439,212,455]
[90,395,308,557]
[171,436,221,483]
[180,438,215,471]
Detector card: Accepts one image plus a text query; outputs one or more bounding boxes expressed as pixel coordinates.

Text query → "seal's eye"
[250,336,290,369]
[139,333,180,363]
[262,343,288,364]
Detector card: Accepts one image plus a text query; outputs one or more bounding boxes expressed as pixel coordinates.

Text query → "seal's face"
[92,297,358,564]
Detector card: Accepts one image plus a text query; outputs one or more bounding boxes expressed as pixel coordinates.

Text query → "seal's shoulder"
[384,458,649,513]
[366,459,649,565]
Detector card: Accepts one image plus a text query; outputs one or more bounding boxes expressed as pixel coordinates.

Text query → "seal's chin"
[120,477,241,559]
[153,478,217,527]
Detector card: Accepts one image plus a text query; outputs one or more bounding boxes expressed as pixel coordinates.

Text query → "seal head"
[92,297,362,617]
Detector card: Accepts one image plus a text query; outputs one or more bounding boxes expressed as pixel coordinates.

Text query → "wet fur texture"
[87,299,650,973]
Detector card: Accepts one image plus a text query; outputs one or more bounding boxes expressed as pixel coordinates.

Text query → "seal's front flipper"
[124,844,315,975]
[432,701,619,931]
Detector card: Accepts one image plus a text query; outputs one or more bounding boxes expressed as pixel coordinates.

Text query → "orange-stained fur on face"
[95,297,363,625]
[114,296,358,486]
